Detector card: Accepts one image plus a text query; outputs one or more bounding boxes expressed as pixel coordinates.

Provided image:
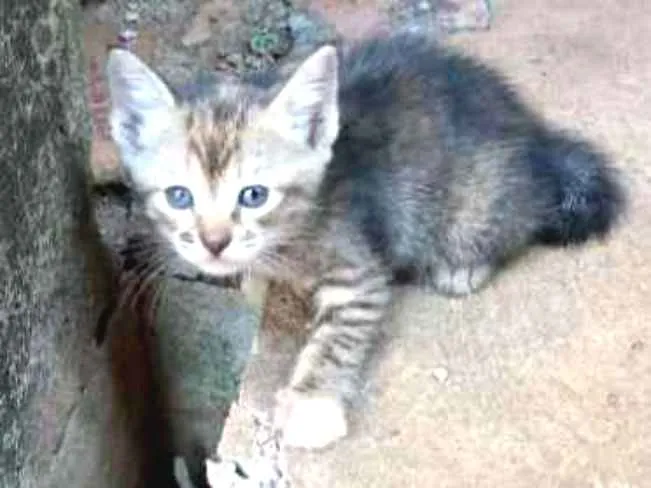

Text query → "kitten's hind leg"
[275,262,391,450]
[429,262,495,296]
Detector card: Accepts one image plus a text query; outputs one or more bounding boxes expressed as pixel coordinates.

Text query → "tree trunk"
[0,2,175,487]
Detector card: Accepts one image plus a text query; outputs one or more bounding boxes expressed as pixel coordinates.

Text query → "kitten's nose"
[199,227,232,256]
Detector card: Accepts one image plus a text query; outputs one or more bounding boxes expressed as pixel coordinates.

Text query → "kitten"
[106,34,625,450]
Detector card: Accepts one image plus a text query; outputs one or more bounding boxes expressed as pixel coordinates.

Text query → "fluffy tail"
[531,133,626,246]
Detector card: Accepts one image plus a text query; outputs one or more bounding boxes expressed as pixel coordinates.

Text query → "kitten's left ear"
[264,45,339,148]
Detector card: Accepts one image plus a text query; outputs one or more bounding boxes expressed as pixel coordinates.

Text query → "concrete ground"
[219,0,651,486]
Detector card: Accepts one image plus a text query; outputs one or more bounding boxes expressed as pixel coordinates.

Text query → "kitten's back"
[320,34,624,271]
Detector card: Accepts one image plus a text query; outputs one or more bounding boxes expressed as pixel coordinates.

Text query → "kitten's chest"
[259,241,328,292]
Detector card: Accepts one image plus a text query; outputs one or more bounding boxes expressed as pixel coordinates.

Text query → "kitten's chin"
[193,259,244,278]
[173,246,245,277]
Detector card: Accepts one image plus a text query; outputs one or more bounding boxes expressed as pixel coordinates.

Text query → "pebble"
[432,366,449,384]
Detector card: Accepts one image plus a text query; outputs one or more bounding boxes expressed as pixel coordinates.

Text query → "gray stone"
[157,280,259,486]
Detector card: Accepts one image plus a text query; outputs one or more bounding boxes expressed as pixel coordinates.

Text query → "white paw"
[432,264,493,296]
[274,389,348,450]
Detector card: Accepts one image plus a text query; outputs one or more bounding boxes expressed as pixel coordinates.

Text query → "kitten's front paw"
[274,388,348,450]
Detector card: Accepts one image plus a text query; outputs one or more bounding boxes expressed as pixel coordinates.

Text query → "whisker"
[146,279,167,325]
[94,237,169,344]
[94,272,145,345]
[127,252,166,296]
[128,262,166,312]
[115,254,165,314]
[120,239,166,262]
[122,255,161,283]
[121,251,154,273]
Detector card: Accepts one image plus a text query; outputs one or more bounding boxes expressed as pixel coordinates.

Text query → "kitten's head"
[106,47,339,276]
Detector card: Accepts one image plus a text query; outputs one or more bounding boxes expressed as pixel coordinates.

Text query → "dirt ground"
[218,1,651,487]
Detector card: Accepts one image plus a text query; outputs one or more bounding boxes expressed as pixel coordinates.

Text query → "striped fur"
[107,34,624,449]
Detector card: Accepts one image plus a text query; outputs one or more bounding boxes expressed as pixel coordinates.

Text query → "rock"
[156,279,259,486]
[432,365,450,383]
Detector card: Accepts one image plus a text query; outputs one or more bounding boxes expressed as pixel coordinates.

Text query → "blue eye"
[165,186,194,210]
[238,185,269,209]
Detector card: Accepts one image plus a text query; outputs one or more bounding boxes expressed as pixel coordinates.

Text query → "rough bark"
[0,2,174,487]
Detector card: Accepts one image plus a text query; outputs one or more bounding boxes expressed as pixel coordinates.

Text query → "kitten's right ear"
[106,49,176,160]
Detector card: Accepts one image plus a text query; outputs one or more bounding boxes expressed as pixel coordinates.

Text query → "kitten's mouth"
[174,237,255,277]
[172,239,243,276]
[198,257,244,277]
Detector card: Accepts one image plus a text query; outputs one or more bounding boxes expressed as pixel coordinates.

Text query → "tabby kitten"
[106,34,624,450]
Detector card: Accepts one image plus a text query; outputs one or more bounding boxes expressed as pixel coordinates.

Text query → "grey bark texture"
[0,2,259,487]
[0,1,170,487]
